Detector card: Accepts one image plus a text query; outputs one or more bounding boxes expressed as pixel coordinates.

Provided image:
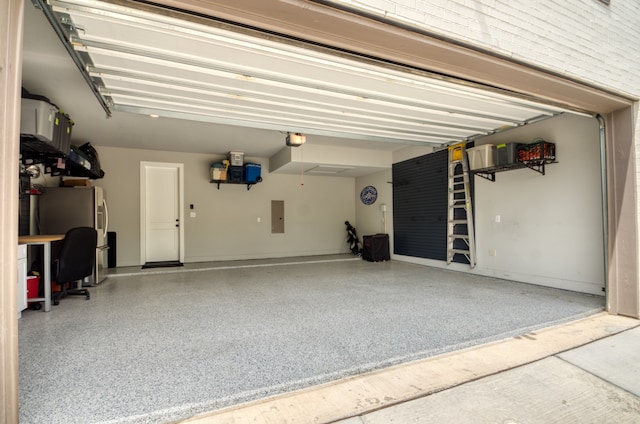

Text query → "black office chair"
[52,227,97,305]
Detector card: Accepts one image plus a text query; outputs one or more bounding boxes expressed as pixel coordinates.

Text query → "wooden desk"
[18,234,64,312]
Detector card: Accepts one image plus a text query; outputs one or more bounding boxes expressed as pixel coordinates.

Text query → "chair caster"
[85,294,90,300]
[29,303,42,310]
[53,299,60,306]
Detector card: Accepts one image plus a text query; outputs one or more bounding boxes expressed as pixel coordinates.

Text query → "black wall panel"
[393,149,448,260]
[393,149,475,264]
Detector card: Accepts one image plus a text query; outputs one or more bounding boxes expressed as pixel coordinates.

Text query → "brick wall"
[331,0,640,98]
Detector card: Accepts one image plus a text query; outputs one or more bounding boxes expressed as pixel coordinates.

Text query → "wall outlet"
[257,217,261,223]
[489,249,496,256]
[190,212,196,218]
[495,214,501,223]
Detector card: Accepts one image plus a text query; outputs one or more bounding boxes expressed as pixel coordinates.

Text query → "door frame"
[139,161,185,265]
[1,0,23,420]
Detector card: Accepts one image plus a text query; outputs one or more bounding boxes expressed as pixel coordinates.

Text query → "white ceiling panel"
[40,0,567,149]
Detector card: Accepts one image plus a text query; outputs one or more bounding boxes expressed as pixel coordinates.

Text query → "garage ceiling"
[23,0,570,174]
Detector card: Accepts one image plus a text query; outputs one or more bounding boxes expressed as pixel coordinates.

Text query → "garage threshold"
[182,312,639,423]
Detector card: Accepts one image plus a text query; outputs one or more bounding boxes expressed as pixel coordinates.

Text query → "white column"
[0,0,25,421]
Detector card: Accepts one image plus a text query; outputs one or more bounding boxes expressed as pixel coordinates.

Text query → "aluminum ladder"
[447,143,477,268]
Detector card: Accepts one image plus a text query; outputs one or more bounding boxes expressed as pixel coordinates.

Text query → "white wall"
[94,146,356,266]
[355,169,393,238]
[357,113,605,295]
[473,114,604,294]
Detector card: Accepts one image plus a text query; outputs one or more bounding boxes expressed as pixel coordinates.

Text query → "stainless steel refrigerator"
[39,186,109,284]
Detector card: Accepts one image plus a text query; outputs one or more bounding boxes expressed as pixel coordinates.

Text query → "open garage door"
[37,0,570,148]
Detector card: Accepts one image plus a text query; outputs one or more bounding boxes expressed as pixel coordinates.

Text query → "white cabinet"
[17,244,27,318]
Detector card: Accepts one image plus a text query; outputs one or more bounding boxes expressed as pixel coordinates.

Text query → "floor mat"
[141,261,183,269]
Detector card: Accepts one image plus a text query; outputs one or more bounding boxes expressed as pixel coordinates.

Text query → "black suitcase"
[362,234,390,262]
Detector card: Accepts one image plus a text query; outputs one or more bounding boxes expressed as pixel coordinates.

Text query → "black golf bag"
[345,221,361,255]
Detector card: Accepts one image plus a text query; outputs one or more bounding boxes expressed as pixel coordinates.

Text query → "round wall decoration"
[360,185,378,205]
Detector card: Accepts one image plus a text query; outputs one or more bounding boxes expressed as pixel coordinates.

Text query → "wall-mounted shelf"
[21,141,104,179]
[210,162,261,190]
[210,178,262,190]
[471,159,557,182]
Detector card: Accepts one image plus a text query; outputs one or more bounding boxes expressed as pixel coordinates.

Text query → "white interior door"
[140,162,184,264]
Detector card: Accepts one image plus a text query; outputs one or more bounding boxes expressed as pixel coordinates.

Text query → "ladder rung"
[449,234,469,240]
[448,220,468,225]
[449,249,471,255]
[449,189,466,194]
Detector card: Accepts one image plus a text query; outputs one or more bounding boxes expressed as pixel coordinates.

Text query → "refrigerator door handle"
[102,198,109,238]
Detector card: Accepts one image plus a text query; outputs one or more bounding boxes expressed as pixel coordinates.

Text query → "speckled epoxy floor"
[18,256,604,424]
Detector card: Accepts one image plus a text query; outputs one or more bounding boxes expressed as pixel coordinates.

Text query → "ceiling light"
[286,132,306,147]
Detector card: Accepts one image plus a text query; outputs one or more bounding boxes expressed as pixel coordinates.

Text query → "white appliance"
[38,186,109,284]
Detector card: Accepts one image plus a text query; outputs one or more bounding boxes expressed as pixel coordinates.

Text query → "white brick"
[394,0,417,7]
[395,4,427,23]
[332,0,640,98]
